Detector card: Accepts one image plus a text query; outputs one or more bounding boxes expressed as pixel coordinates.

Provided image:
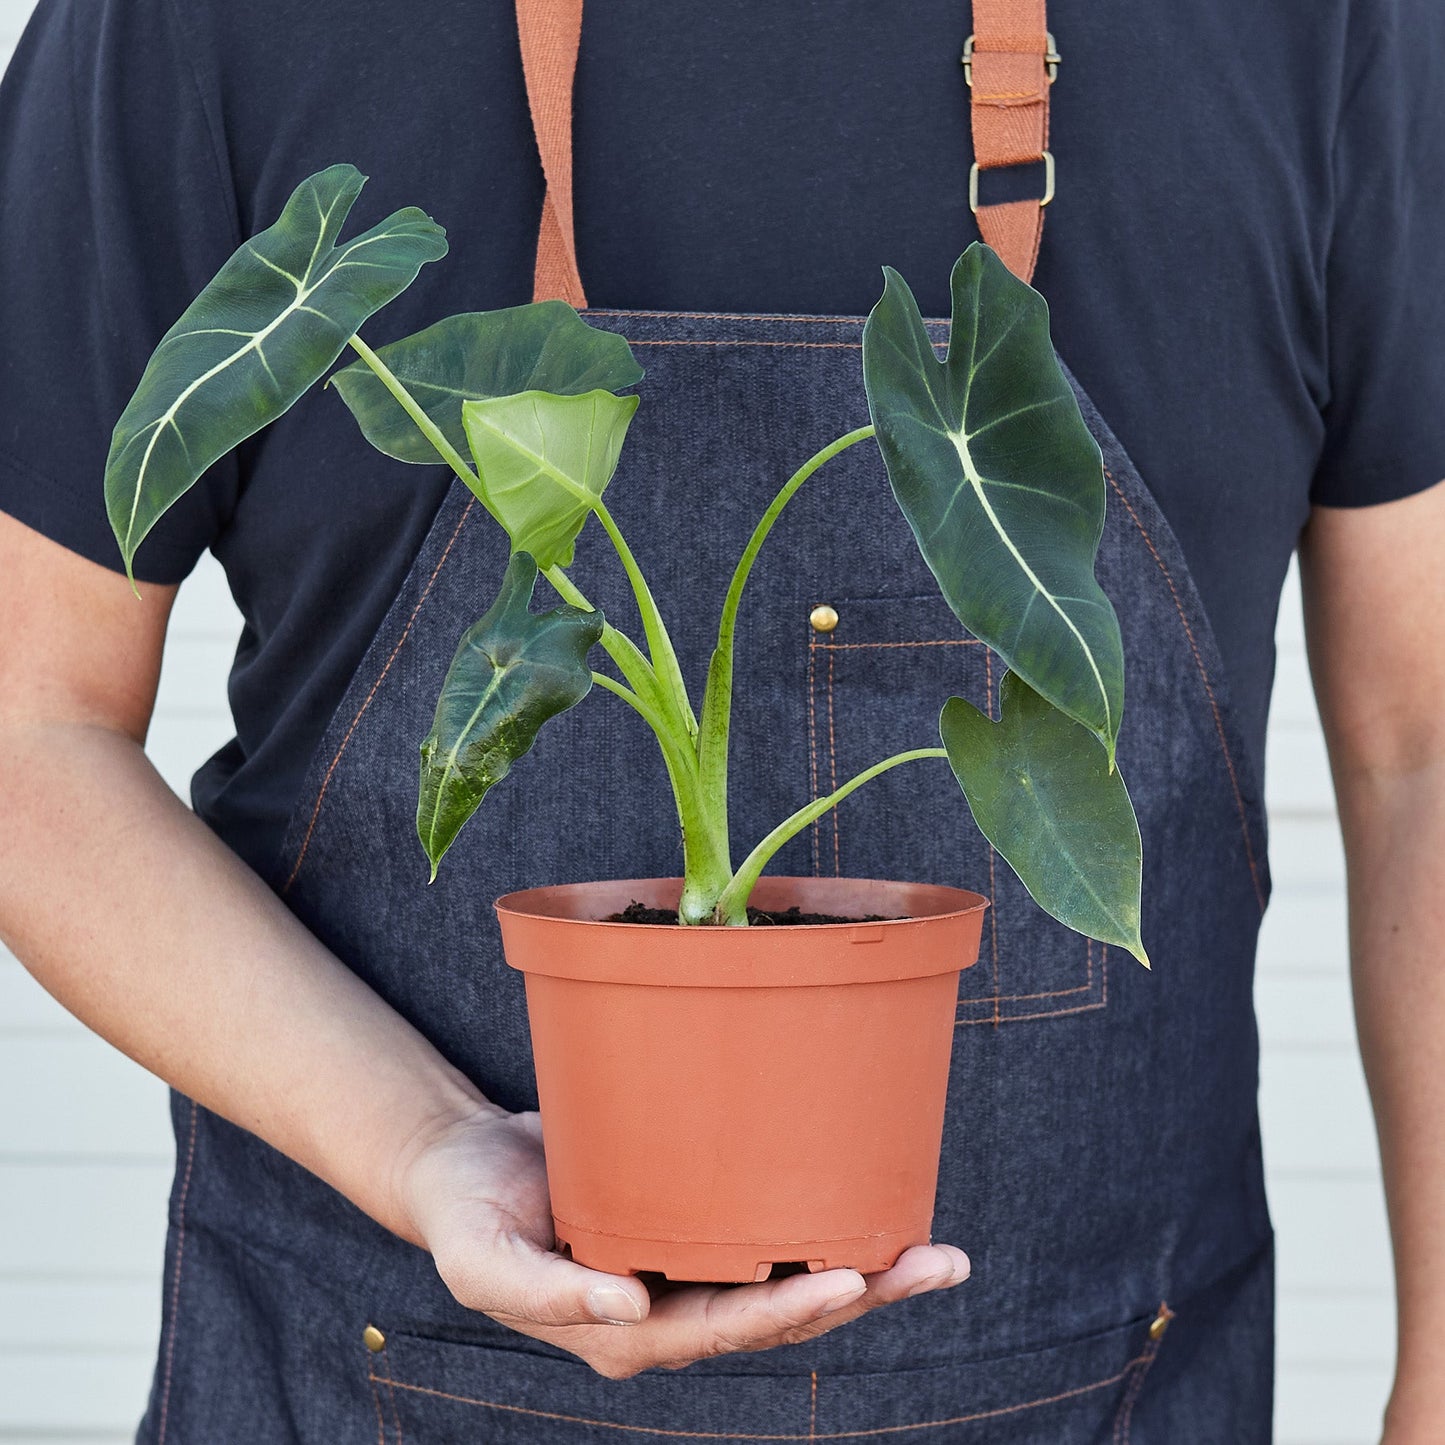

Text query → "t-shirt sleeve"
[1312,0,1445,508]
[0,0,242,583]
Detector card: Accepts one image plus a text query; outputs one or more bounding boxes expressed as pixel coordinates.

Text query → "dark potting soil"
[606,902,902,926]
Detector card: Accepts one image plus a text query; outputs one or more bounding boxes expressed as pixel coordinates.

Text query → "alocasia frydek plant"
[105,165,1147,963]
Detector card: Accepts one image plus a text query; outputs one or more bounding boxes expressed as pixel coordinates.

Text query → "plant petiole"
[714,746,949,924]
[590,499,698,743]
[695,424,877,853]
[345,335,480,491]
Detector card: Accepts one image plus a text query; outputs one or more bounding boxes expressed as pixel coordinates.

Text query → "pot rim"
[494,877,989,987]
[494,875,989,930]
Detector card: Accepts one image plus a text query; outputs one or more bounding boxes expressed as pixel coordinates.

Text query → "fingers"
[557,1243,969,1379]
[438,1228,653,1330]
[662,1245,969,1359]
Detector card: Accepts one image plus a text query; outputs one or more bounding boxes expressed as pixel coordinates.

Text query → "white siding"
[0,6,1395,1438]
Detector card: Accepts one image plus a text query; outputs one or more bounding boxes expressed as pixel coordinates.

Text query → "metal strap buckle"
[961,32,1060,88]
[969,150,1056,214]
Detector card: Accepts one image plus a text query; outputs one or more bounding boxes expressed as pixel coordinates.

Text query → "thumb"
[441,1231,652,1329]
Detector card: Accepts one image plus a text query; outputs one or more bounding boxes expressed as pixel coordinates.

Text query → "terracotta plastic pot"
[496,876,987,1283]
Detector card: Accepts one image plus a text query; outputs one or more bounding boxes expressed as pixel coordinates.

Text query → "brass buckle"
[969,151,1055,214]
[962,32,1060,87]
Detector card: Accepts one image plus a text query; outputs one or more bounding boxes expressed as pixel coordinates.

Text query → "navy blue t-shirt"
[1,0,1443,879]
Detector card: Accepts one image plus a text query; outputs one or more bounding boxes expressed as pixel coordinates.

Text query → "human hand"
[398,1104,970,1379]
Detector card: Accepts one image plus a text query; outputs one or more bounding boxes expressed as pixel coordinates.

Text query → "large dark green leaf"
[418,553,604,879]
[941,672,1147,965]
[863,245,1125,761]
[105,164,447,581]
[330,302,643,463]
[461,389,639,569]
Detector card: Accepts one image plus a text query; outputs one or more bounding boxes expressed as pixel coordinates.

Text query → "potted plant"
[106,164,1147,1283]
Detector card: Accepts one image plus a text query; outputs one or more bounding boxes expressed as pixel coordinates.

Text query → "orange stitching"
[962,944,1094,1005]
[382,1340,404,1444]
[826,647,840,876]
[1103,468,1265,911]
[1113,1304,1173,1445]
[282,499,476,894]
[807,634,821,877]
[367,1358,387,1445]
[958,998,1108,1025]
[813,639,984,651]
[956,945,1110,1021]
[374,1349,1152,1438]
[157,1098,198,1445]
[977,89,1045,102]
[809,1371,818,1441]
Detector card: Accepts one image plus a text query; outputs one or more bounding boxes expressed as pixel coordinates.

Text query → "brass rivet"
[1147,1311,1170,1342]
[362,1324,386,1353]
[809,604,839,634]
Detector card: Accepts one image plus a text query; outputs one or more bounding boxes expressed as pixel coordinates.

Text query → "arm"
[0,511,966,1377]
[1299,482,1445,1439]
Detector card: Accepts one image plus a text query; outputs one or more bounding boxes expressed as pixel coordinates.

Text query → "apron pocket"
[365,1305,1171,1443]
[804,593,1108,1027]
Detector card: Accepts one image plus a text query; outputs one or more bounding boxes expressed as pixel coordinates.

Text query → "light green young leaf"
[941,671,1147,965]
[330,302,643,464]
[863,244,1125,761]
[418,553,604,879]
[461,389,639,569]
[105,164,447,580]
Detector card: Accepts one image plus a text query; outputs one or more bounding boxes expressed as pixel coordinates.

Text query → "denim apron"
[138,5,1277,1441]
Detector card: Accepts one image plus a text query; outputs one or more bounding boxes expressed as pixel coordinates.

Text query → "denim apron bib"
[139,3,1278,1440]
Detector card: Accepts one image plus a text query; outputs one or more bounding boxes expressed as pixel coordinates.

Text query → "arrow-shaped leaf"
[941,671,1147,965]
[461,389,639,569]
[330,302,643,464]
[418,552,604,879]
[863,245,1125,760]
[105,164,448,580]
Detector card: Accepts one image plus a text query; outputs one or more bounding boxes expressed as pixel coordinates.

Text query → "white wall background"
[0,3,1394,1439]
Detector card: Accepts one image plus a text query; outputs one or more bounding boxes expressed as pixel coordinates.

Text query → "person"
[1,0,1443,1439]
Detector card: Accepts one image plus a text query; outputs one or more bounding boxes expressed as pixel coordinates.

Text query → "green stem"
[715,746,948,925]
[544,565,666,714]
[590,672,689,766]
[591,499,699,743]
[346,335,480,490]
[695,425,877,869]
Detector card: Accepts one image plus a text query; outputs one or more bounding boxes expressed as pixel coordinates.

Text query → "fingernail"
[813,1280,867,1318]
[587,1284,643,1325]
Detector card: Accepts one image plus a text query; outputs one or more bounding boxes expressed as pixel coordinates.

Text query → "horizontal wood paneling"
[1,1164,171,1279]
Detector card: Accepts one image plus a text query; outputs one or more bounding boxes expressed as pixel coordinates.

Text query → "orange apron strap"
[515,0,588,306]
[966,0,1055,284]
[516,0,1054,303]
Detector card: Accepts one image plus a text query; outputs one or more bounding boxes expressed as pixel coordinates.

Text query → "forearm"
[1339,759,1445,1432]
[0,719,493,1246]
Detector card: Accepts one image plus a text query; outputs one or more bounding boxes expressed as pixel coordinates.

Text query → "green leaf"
[862,244,1125,760]
[105,164,447,581]
[461,389,639,569]
[418,553,604,879]
[330,302,643,464]
[941,672,1147,965]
